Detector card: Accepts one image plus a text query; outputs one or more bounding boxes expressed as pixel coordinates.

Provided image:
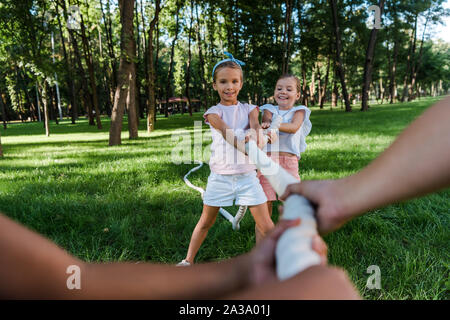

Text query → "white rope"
[245,139,321,280]
[183,160,247,230]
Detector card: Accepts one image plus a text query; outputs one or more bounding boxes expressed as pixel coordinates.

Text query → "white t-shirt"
[260,104,312,158]
[204,102,257,174]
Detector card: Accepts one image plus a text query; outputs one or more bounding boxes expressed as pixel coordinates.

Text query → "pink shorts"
[257,154,301,202]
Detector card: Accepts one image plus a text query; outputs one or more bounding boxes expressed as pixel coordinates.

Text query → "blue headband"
[212,52,245,79]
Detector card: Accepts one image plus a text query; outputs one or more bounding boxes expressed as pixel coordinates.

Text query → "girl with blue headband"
[178,53,274,266]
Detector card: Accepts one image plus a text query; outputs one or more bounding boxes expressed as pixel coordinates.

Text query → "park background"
[0,0,449,299]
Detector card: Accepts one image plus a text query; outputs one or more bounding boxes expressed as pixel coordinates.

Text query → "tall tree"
[134,0,143,122]
[319,46,331,109]
[127,35,138,139]
[100,0,118,111]
[125,1,139,140]
[195,2,208,111]
[185,0,194,116]
[281,0,294,74]
[60,0,94,126]
[164,1,181,118]
[41,82,50,137]
[55,2,77,124]
[0,92,7,129]
[388,27,399,103]
[109,0,136,146]
[146,0,161,133]
[78,1,102,129]
[329,0,351,112]
[361,0,385,111]
[401,13,417,102]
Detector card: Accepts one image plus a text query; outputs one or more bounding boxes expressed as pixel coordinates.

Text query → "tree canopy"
[0,0,448,144]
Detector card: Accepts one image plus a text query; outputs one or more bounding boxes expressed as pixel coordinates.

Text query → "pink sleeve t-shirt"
[204,102,257,175]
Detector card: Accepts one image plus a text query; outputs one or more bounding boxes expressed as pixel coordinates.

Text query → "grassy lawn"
[0,96,448,299]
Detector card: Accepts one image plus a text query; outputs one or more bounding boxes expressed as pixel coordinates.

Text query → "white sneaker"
[176,259,191,267]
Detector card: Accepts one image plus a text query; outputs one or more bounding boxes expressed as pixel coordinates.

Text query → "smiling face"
[213,67,243,106]
[274,77,301,109]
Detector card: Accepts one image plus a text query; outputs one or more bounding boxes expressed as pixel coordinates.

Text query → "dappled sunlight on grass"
[0,96,448,299]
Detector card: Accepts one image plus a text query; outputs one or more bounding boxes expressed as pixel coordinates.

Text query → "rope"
[183,160,247,230]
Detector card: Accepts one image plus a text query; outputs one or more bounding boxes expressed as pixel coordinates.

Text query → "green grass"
[0,97,449,299]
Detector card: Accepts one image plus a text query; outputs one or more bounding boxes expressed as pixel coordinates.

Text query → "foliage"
[0,0,448,121]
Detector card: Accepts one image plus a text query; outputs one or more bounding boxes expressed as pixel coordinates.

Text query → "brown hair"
[277,73,301,93]
[213,61,243,83]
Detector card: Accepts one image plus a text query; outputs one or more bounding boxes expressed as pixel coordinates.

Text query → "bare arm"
[0,213,309,299]
[261,109,305,134]
[281,96,450,234]
[249,107,265,148]
[279,110,305,134]
[261,109,273,126]
[207,109,265,151]
[206,113,244,152]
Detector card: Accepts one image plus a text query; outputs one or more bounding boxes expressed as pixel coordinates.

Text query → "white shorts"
[203,171,267,207]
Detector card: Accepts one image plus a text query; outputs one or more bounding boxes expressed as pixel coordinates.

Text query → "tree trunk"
[101,0,118,111]
[78,2,102,129]
[389,38,398,104]
[49,86,58,124]
[407,14,419,101]
[361,0,384,111]
[207,6,217,107]
[41,82,50,137]
[140,0,149,118]
[332,78,338,108]
[331,58,338,108]
[401,20,416,102]
[56,4,77,124]
[126,1,139,140]
[281,0,294,74]
[320,50,331,109]
[109,0,136,146]
[195,3,208,111]
[134,0,142,123]
[301,61,308,106]
[410,10,430,101]
[310,68,316,105]
[185,0,194,117]
[329,0,351,112]
[165,2,180,118]
[24,85,37,121]
[0,92,7,129]
[317,63,322,106]
[146,0,161,133]
[155,19,161,110]
[127,59,138,139]
[62,0,93,125]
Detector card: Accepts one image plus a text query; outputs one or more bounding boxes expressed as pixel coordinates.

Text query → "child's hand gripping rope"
[231,114,284,229]
[243,119,321,280]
